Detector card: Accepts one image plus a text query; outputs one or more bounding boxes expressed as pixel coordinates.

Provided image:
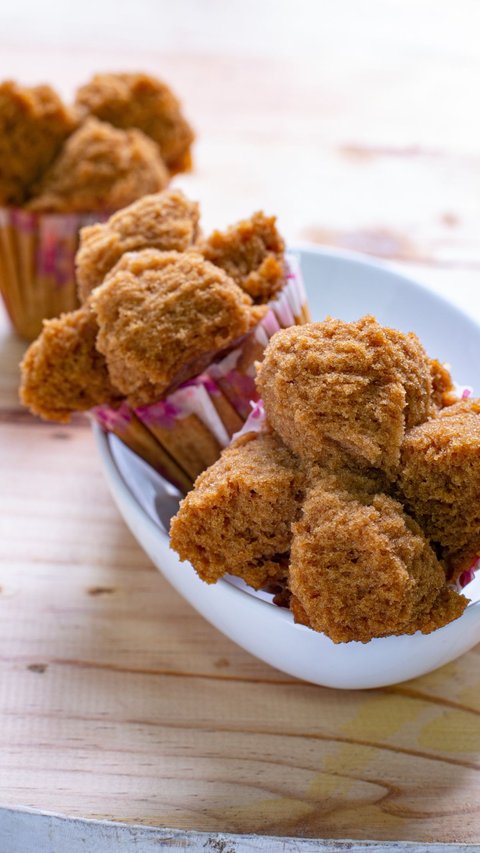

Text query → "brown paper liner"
[0,208,108,341]
[145,413,222,482]
[106,411,192,494]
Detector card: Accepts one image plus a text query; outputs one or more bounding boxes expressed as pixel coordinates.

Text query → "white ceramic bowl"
[93,246,480,689]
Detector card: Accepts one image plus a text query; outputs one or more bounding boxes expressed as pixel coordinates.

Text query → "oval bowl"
[93,246,480,689]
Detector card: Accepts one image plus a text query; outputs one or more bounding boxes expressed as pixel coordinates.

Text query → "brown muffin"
[76,189,200,301]
[257,317,433,478]
[200,212,286,303]
[399,399,480,576]
[75,72,194,174]
[90,249,260,406]
[170,431,305,589]
[19,303,121,422]
[0,81,76,205]
[27,118,169,213]
[289,472,467,644]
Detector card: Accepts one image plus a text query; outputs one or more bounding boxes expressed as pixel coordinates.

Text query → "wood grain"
[1,1,480,844]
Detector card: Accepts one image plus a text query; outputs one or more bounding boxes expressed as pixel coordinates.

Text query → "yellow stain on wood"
[341,693,423,742]
[304,696,426,825]
[418,707,480,754]
[308,744,378,799]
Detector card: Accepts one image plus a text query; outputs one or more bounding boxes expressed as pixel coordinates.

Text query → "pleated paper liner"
[92,254,310,492]
[0,207,107,341]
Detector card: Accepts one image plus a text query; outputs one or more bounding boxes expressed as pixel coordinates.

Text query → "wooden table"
[1,2,480,849]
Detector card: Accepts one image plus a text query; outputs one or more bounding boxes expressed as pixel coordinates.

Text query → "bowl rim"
[292,241,480,335]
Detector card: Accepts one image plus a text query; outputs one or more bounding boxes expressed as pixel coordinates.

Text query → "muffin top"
[76,189,200,300]
[90,248,260,406]
[27,118,169,214]
[200,211,286,304]
[75,72,194,174]
[0,80,76,206]
[19,303,121,422]
[256,316,433,478]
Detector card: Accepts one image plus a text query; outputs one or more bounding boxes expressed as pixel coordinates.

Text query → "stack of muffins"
[0,72,194,339]
[170,317,480,643]
[20,189,309,492]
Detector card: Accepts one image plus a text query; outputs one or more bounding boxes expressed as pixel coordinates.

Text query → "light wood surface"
[1,1,480,845]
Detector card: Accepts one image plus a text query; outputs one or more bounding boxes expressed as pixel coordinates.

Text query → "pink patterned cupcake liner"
[0,207,108,340]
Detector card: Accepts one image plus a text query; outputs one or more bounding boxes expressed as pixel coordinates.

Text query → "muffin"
[289,472,465,643]
[170,431,305,589]
[27,118,169,214]
[0,73,193,340]
[256,316,435,479]
[76,189,200,301]
[399,398,480,580]
[0,81,76,206]
[19,302,121,421]
[20,191,309,490]
[170,319,470,643]
[75,72,194,175]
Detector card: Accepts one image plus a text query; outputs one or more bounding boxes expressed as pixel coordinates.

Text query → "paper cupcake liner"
[93,375,245,492]
[0,207,108,341]
[93,253,309,491]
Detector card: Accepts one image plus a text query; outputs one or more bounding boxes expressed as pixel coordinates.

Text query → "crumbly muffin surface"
[75,72,194,174]
[27,118,169,213]
[289,473,466,644]
[91,249,256,406]
[76,189,200,300]
[170,431,305,589]
[19,303,121,422]
[257,317,433,478]
[400,399,480,575]
[200,212,286,303]
[169,316,474,643]
[0,81,76,205]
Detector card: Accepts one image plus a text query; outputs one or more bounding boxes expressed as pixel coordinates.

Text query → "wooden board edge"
[0,806,479,852]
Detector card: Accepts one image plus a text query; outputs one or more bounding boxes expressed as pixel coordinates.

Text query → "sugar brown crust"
[169,431,305,589]
[19,303,122,422]
[257,317,433,478]
[200,212,286,303]
[90,249,257,406]
[0,80,76,205]
[75,72,194,174]
[76,189,200,301]
[289,473,467,644]
[399,399,480,576]
[27,118,169,213]
[430,359,456,409]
